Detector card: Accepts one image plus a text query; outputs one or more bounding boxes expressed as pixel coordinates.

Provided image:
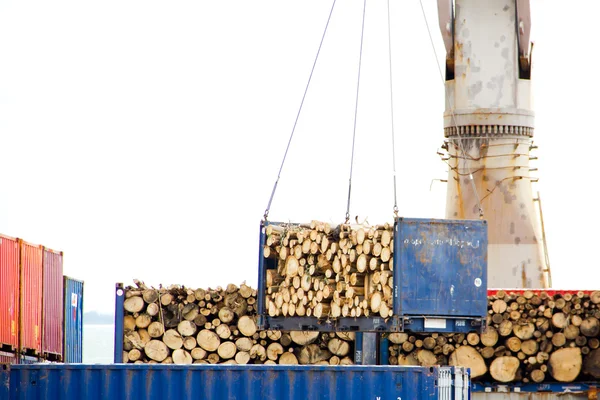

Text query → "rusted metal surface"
[440,0,548,289]
[444,137,548,288]
[19,240,43,355]
[0,234,20,351]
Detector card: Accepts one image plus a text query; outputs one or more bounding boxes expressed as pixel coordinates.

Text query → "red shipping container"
[0,351,17,364]
[19,240,43,355]
[0,234,20,350]
[42,248,64,360]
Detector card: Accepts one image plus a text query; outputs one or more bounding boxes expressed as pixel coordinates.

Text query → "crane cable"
[263,0,338,222]
[345,0,368,224]
[417,0,484,218]
[387,0,399,218]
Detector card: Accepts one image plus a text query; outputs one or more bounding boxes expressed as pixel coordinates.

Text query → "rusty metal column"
[439,0,549,288]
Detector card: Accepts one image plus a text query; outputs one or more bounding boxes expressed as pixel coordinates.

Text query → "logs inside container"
[121,281,355,365]
[387,289,600,383]
[263,221,395,320]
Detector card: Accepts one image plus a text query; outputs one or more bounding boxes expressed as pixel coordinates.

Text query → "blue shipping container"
[258,218,487,333]
[63,277,84,363]
[1,364,470,400]
[394,217,488,332]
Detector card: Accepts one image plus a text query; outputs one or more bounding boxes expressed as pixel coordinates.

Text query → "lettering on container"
[71,293,78,308]
[403,237,480,249]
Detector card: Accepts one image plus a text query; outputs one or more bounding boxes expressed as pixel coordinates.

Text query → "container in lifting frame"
[256,217,488,333]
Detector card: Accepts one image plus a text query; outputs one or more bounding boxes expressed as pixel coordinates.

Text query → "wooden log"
[530,369,545,383]
[177,320,197,337]
[521,340,539,356]
[191,347,207,360]
[148,321,165,338]
[581,317,600,337]
[235,337,253,352]
[250,344,267,361]
[481,327,499,347]
[144,340,169,362]
[238,316,257,337]
[160,293,173,306]
[267,343,284,361]
[297,344,332,364]
[388,333,409,345]
[217,341,237,360]
[548,348,582,382]
[583,348,600,378]
[216,324,231,340]
[513,322,535,340]
[146,303,159,317]
[506,337,522,353]
[124,315,136,332]
[449,346,487,378]
[142,290,159,304]
[416,349,437,366]
[218,307,235,324]
[552,313,569,329]
[290,331,320,346]
[490,356,520,382]
[466,333,480,346]
[235,351,250,365]
[197,329,220,352]
[163,329,183,350]
[172,349,193,364]
[279,352,299,365]
[124,296,145,313]
[480,347,495,359]
[128,349,142,362]
[328,338,350,357]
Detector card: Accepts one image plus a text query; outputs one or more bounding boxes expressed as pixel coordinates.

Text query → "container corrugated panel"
[472,393,589,400]
[2,364,470,400]
[19,240,43,355]
[472,382,597,399]
[395,218,488,318]
[0,351,17,365]
[0,234,20,351]
[42,248,64,360]
[63,277,84,363]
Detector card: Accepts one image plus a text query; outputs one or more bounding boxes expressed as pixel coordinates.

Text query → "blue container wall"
[3,364,468,400]
[63,277,83,363]
[394,218,488,318]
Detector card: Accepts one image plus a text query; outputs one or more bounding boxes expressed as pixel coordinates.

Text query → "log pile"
[121,281,355,365]
[263,221,394,320]
[387,290,600,383]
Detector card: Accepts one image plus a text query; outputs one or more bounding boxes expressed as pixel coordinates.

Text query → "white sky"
[1,1,598,314]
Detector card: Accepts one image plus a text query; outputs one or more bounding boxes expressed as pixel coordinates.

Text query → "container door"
[42,248,64,360]
[0,235,20,350]
[20,240,43,355]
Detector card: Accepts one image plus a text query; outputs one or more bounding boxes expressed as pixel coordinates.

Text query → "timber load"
[120,281,354,365]
[388,289,600,384]
[262,220,395,321]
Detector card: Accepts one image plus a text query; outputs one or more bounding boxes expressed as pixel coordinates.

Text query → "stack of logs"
[387,289,600,383]
[122,281,355,365]
[263,221,394,320]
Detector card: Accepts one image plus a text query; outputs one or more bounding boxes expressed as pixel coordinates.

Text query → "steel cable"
[345,0,368,223]
[263,0,338,221]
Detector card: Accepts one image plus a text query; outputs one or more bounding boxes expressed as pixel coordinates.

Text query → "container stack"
[0,233,84,365]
